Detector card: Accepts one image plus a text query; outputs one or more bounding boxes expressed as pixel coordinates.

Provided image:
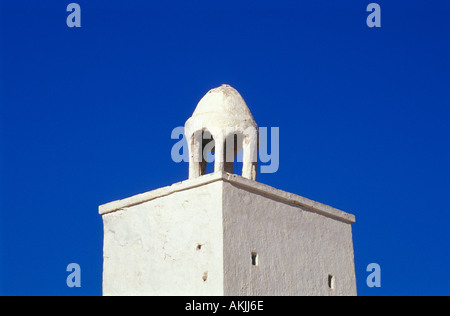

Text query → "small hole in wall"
[202,271,208,282]
[196,244,202,251]
[328,274,335,290]
[251,252,258,266]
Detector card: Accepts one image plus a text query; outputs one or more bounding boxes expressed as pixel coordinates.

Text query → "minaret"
[99,85,357,296]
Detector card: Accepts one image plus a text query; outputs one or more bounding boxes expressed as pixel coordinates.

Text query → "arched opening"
[233,150,244,175]
[223,133,244,175]
[191,129,216,177]
[188,127,257,180]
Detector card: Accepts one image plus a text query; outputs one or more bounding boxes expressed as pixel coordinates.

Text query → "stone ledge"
[98,172,224,215]
[99,172,355,224]
[222,173,355,224]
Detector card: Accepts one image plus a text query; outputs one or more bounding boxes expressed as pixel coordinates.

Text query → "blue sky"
[0,0,449,295]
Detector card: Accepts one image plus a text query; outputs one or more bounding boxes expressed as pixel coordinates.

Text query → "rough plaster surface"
[102,180,224,296]
[100,172,356,296]
[222,181,356,296]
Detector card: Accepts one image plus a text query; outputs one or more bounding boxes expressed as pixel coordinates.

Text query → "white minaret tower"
[99,85,357,296]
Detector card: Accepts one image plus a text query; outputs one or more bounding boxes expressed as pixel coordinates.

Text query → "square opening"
[251,252,258,266]
[328,274,335,290]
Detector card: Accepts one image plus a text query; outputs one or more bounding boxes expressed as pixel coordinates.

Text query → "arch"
[189,128,217,178]
[223,132,244,174]
[221,126,258,181]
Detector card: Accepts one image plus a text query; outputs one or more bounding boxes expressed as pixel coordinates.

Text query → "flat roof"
[99,171,355,224]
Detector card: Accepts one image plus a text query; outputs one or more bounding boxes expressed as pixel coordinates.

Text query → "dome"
[190,84,257,130]
[184,85,259,181]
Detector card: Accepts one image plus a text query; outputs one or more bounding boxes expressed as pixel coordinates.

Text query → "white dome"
[191,84,256,127]
[185,84,259,181]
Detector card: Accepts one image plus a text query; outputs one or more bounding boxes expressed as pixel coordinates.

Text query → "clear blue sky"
[0,0,449,296]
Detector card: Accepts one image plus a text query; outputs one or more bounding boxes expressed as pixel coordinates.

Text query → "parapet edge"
[222,173,355,224]
[98,172,355,224]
